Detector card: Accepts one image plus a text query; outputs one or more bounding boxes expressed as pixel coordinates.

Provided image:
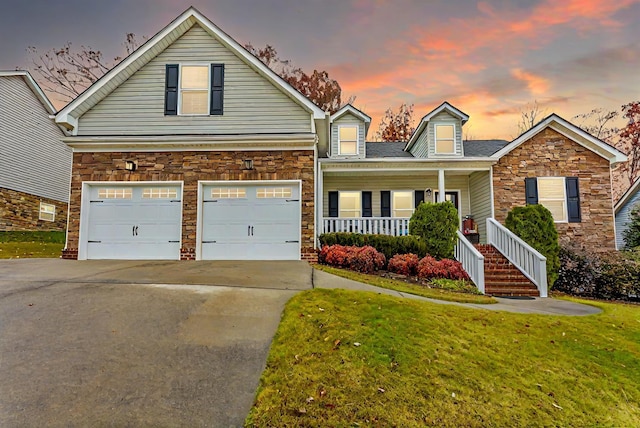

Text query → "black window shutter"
[525,178,538,205]
[328,191,338,218]
[210,64,224,115]
[381,191,391,217]
[165,64,179,115]
[362,191,372,217]
[414,190,424,208]
[566,177,581,222]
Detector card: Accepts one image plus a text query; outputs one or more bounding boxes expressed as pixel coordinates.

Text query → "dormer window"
[435,124,455,154]
[339,126,358,155]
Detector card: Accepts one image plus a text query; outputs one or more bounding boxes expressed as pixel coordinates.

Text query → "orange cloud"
[511,69,550,95]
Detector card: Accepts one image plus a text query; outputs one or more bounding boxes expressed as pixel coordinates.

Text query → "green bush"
[408,202,459,259]
[623,204,640,249]
[505,205,560,288]
[0,231,65,243]
[318,233,429,262]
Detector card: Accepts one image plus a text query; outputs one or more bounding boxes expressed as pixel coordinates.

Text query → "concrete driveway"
[0,259,312,427]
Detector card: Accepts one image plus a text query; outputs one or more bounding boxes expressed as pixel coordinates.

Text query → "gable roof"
[55,7,325,132]
[615,178,640,213]
[492,113,627,165]
[331,104,371,134]
[0,70,56,114]
[463,139,509,157]
[404,101,469,151]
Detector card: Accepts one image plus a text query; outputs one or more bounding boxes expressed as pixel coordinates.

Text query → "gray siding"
[0,76,70,202]
[616,191,640,249]
[330,112,366,158]
[78,25,312,135]
[469,171,492,243]
[409,111,463,158]
[323,174,471,223]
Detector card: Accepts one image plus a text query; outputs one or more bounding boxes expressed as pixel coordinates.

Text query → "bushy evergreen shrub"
[623,204,640,249]
[319,233,429,262]
[318,244,385,274]
[408,202,459,259]
[505,204,560,288]
[387,253,420,276]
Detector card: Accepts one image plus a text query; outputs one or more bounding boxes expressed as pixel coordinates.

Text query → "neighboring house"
[0,71,70,231]
[54,7,626,296]
[614,178,640,249]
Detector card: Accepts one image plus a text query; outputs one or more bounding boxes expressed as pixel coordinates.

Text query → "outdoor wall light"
[425,188,432,198]
[243,159,254,170]
[125,160,137,171]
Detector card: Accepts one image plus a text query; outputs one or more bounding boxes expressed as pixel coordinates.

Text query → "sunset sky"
[1,0,639,139]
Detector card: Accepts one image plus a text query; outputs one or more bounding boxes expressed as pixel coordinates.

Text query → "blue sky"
[1,0,639,138]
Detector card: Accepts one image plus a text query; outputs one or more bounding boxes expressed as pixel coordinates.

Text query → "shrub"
[505,204,560,288]
[318,233,429,262]
[417,255,469,281]
[319,245,385,274]
[623,203,640,249]
[430,278,481,294]
[555,245,640,300]
[387,253,420,276]
[409,202,459,259]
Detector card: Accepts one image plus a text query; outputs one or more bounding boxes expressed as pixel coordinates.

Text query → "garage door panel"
[87,242,181,260]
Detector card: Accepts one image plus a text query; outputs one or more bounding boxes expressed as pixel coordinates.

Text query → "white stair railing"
[454,231,485,294]
[323,217,410,236]
[486,218,548,297]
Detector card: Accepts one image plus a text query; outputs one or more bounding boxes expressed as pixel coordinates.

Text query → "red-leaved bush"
[417,256,469,280]
[387,253,420,276]
[319,245,385,274]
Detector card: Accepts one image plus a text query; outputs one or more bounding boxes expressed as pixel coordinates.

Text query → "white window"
[142,188,178,199]
[39,202,55,222]
[338,126,358,155]
[538,177,567,222]
[98,188,133,199]
[339,191,361,218]
[393,191,413,218]
[257,187,293,198]
[211,188,246,199]
[435,124,455,154]
[180,65,209,115]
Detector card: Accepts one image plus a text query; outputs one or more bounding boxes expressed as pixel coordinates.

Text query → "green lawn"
[247,289,640,427]
[315,264,497,304]
[0,231,64,259]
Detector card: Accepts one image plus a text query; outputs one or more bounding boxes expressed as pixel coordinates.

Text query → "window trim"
[39,202,55,222]
[392,190,414,218]
[178,63,211,116]
[434,123,456,155]
[338,191,362,218]
[337,124,359,155]
[537,177,568,223]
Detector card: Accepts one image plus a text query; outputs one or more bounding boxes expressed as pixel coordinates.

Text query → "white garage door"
[85,185,182,260]
[201,183,300,260]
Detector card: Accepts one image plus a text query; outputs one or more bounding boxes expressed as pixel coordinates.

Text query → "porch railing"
[454,230,485,294]
[486,218,548,297]
[323,217,410,236]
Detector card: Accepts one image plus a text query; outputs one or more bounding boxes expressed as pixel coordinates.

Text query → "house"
[55,7,626,296]
[0,71,70,232]
[615,178,640,249]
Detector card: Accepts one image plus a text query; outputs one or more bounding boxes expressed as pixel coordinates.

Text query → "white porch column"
[438,169,445,202]
[317,164,324,239]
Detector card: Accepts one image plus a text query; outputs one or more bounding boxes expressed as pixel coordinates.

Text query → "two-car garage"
[79,181,301,261]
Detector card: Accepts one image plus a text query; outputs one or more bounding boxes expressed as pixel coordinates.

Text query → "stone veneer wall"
[63,150,316,261]
[0,187,68,231]
[492,128,616,251]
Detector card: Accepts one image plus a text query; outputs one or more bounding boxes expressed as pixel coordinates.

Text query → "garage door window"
[142,188,178,199]
[257,187,292,198]
[211,188,246,198]
[98,188,133,199]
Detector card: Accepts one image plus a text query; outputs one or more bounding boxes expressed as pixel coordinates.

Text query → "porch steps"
[475,244,539,297]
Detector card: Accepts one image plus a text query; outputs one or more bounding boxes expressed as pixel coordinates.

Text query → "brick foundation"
[68,150,315,259]
[0,187,67,231]
[493,128,616,251]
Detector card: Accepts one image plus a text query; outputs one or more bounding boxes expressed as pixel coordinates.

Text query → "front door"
[435,191,459,211]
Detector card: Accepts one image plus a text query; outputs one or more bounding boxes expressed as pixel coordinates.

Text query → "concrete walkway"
[313,269,602,316]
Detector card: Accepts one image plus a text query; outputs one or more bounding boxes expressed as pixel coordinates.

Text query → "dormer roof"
[331,104,372,134]
[404,101,469,151]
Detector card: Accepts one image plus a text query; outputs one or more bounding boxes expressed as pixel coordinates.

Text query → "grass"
[315,264,497,304]
[247,289,640,427]
[0,231,64,259]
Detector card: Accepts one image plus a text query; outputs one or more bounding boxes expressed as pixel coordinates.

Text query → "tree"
[27,34,143,103]
[618,101,640,186]
[573,108,619,142]
[245,43,352,113]
[409,201,459,259]
[515,100,546,136]
[373,103,415,142]
[623,204,640,249]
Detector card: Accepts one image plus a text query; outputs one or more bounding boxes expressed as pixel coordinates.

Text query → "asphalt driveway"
[0,259,313,427]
